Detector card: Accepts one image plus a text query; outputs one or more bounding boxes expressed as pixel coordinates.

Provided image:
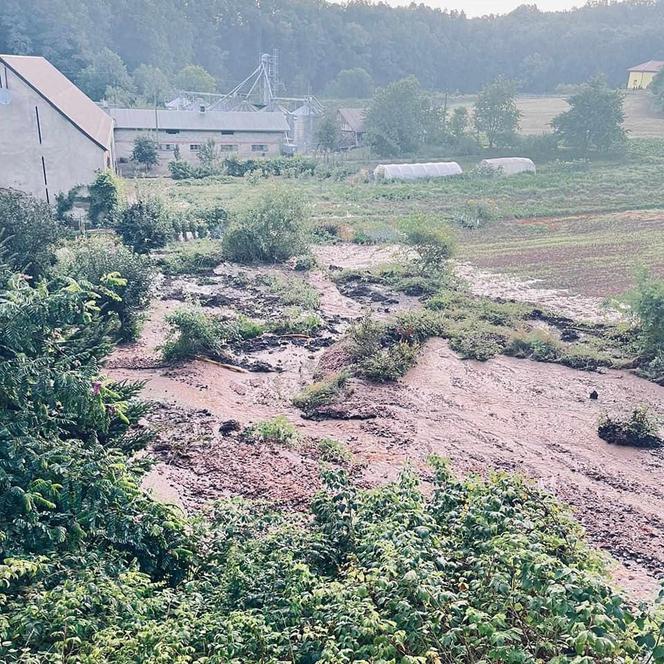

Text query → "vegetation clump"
[222,189,309,264]
[242,415,300,446]
[292,371,350,413]
[598,406,662,448]
[0,189,63,278]
[55,236,155,341]
[317,437,352,464]
[158,238,225,275]
[117,198,173,254]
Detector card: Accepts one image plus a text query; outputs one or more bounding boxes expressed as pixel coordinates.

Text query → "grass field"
[133,138,664,297]
[513,92,664,138]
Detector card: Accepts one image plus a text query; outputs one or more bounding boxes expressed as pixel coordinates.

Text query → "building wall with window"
[113,128,285,174]
[0,55,113,201]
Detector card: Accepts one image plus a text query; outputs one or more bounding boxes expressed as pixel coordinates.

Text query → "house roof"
[338,107,366,133]
[628,60,664,73]
[110,108,289,132]
[0,54,113,150]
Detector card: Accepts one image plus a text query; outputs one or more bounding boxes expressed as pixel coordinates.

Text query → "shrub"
[161,307,230,362]
[117,198,173,254]
[88,169,122,226]
[0,189,63,278]
[243,416,299,446]
[448,323,508,361]
[394,309,447,342]
[348,314,386,362]
[504,328,562,362]
[357,341,419,382]
[292,371,349,413]
[400,213,456,272]
[598,407,662,448]
[631,270,664,358]
[270,307,323,335]
[317,438,352,464]
[55,236,155,341]
[453,199,498,229]
[158,239,224,275]
[266,274,320,310]
[168,159,199,180]
[222,189,309,264]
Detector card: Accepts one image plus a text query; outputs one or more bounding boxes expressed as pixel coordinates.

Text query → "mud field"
[107,244,664,600]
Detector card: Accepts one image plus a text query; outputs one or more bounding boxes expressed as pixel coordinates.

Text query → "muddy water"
[107,245,663,600]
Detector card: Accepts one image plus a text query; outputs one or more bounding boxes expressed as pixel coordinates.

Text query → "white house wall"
[113,128,285,175]
[0,66,109,201]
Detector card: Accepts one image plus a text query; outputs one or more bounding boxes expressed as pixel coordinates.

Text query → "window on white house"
[221,130,235,135]
[251,144,269,152]
[165,129,180,134]
[190,144,201,151]
[159,144,175,151]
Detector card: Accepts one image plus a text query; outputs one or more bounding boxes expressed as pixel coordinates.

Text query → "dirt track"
[107,245,663,600]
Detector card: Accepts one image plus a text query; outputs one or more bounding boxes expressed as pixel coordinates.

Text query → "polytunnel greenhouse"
[479,157,536,175]
[374,161,463,181]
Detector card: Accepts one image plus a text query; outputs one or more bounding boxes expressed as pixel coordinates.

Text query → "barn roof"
[627,60,664,73]
[110,108,289,132]
[338,107,366,133]
[0,54,113,150]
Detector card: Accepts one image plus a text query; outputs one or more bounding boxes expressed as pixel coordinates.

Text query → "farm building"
[337,107,366,148]
[111,108,290,175]
[0,54,114,202]
[374,162,462,181]
[627,60,664,89]
[479,157,536,176]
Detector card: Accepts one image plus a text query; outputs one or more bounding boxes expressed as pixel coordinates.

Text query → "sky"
[333,0,586,18]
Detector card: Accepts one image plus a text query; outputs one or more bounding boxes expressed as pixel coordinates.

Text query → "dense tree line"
[1,0,663,99]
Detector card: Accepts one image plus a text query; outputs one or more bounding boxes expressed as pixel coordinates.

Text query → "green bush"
[158,239,225,275]
[400,213,456,272]
[292,371,349,413]
[270,307,323,335]
[161,307,230,362]
[504,328,562,362]
[317,437,352,464]
[448,323,509,361]
[55,236,155,341]
[222,189,309,264]
[598,406,662,448]
[242,416,299,446]
[117,198,173,254]
[266,274,321,309]
[0,189,63,278]
[88,169,122,226]
[357,340,419,381]
[631,270,664,358]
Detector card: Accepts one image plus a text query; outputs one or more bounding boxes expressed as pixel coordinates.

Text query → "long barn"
[111,108,290,175]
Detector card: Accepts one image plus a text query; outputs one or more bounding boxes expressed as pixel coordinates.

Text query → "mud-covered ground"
[107,244,663,600]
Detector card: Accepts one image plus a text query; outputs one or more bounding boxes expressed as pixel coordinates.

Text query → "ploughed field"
[107,243,664,601]
[457,209,664,296]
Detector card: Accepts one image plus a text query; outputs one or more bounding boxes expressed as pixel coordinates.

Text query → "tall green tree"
[131,135,159,172]
[316,112,340,153]
[77,47,134,101]
[551,77,626,154]
[364,77,434,157]
[325,67,374,98]
[134,64,173,103]
[473,77,521,148]
[175,64,216,93]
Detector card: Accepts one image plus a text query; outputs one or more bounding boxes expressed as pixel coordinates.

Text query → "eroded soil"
[107,244,663,600]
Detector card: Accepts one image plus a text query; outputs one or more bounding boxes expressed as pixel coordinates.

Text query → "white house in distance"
[0,54,115,202]
[111,108,290,175]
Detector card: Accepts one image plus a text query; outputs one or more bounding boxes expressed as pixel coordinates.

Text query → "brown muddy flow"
[107,244,663,600]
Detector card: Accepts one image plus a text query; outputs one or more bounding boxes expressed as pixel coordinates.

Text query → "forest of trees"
[1,0,663,99]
